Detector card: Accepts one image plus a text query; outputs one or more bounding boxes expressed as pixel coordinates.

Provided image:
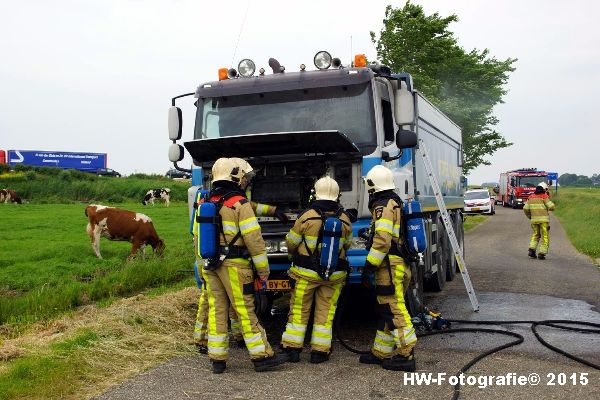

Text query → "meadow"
[551,187,600,259]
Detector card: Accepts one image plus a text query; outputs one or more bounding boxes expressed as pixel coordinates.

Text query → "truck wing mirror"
[168,107,182,140]
[396,129,417,149]
[168,143,184,162]
[394,81,415,125]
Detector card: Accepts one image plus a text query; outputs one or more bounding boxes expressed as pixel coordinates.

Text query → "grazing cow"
[85,204,165,260]
[0,189,22,204]
[142,188,171,206]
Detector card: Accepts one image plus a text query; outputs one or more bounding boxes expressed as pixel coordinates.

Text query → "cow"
[142,188,171,206]
[85,204,165,260]
[0,189,22,204]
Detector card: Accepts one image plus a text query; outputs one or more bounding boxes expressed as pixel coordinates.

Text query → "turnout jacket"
[196,181,270,278]
[366,193,403,268]
[286,201,352,283]
[523,193,555,223]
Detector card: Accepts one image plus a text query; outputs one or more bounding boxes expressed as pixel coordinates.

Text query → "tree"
[370,2,517,173]
[558,173,578,186]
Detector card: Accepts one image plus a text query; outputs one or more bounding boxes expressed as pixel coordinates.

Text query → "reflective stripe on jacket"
[523,193,555,223]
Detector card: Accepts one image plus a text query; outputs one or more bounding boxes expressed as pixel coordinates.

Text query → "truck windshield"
[194,83,376,154]
[517,176,547,188]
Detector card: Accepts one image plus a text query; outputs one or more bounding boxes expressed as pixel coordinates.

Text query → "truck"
[5,149,108,173]
[495,168,549,208]
[167,51,466,315]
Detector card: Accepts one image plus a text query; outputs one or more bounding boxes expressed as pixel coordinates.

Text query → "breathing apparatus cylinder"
[197,202,219,259]
[320,217,342,278]
[403,199,427,254]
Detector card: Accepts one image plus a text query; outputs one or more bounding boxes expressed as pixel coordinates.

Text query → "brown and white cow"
[0,189,22,204]
[142,188,171,206]
[85,204,165,260]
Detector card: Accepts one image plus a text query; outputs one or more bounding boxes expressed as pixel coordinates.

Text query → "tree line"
[558,173,600,187]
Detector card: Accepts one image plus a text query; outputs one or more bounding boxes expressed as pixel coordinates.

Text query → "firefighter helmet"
[211,157,239,183]
[230,157,256,184]
[364,165,395,194]
[314,176,339,201]
[537,182,549,190]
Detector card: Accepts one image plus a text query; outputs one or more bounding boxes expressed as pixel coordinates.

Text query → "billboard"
[7,150,107,172]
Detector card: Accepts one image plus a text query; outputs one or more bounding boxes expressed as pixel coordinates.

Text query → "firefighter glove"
[274,208,289,223]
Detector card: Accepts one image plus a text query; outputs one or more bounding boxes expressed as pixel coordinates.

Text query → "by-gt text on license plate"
[267,279,291,291]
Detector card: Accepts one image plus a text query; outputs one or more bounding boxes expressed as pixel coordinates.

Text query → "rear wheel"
[426,215,446,292]
[455,213,465,273]
[405,260,424,316]
[445,212,457,281]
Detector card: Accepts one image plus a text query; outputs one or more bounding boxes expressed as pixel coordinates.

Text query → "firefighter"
[192,158,288,353]
[280,176,352,363]
[202,157,287,373]
[524,181,555,260]
[358,165,417,372]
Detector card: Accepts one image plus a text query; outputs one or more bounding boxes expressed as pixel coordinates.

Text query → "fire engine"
[495,168,549,208]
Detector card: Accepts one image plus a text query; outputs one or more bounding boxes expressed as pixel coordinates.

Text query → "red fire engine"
[495,168,549,208]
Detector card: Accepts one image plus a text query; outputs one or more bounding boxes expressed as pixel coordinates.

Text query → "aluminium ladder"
[417,139,480,311]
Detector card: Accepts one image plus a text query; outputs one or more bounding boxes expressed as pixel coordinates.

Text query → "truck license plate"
[266,279,291,291]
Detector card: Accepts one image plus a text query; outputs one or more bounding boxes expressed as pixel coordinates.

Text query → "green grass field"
[0,202,195,324]
[551,187,600,259]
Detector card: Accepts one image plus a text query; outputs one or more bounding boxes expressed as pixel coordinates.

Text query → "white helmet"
[314,176,339,201]
[211,157,238,183]
[364,165,395,194]
[537,182,549,190]
[229,157,256,183]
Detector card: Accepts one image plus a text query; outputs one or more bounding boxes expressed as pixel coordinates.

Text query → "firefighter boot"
[310,351,330,364]
[537,253,546,260]
[528,249,537,259]
[212,360,226,374]
[281,348,301,363]
[359,352,384,365]
[252,353,288,372]
[381,351,416,372]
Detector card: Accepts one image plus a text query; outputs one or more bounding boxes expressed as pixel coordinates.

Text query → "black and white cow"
[142,188,171,206]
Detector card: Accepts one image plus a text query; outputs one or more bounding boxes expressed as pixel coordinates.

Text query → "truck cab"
[168,52,465,314]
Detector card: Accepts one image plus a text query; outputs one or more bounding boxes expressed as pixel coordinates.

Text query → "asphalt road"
[95,206,600,400]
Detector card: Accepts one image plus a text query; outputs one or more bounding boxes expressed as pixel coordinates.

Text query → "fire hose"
[333,287,600,400]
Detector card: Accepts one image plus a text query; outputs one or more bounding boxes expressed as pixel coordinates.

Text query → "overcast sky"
[1,0,598,184]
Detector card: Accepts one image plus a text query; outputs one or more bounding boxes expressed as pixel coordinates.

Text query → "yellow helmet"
[314,176,339,201]
[211,157,238,183]
[364,165,395,194]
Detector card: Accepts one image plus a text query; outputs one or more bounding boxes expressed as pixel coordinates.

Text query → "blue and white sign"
[8,150,107,172]
[547,172,558,181]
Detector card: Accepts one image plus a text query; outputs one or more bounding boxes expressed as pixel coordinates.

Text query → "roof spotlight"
[227,68,238,79]
[332,57,342,68]
[314,51,332,70]
[259,67,265,76]
[300,63,306,71]
[238,59,256,77]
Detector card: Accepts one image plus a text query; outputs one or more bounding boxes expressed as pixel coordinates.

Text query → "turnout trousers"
[204,260,273,361]
[194,283,242,346]
[281,271,344,353]
[371,258,417,358]
[529,222,550,255]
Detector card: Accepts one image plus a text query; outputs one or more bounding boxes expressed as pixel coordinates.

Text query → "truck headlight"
[265,239,288,254]
[350,237,366,250]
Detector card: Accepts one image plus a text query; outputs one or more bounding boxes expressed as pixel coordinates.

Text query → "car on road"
[96,168,121,177]
[464,188,495,215]
[165,168,191,179]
